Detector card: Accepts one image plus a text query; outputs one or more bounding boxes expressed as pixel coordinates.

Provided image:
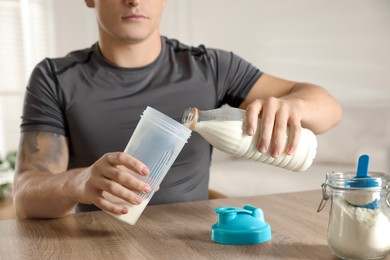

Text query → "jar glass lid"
[326,171,389,190]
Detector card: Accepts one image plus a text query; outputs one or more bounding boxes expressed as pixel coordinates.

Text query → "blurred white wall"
[164,0,390,103]
[49,1,98,57]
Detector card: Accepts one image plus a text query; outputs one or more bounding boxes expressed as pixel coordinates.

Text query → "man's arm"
[13,131,151,219]
[13,132,77,218]
[240,73,342,158]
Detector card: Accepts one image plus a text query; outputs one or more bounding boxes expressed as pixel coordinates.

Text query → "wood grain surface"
[0,190,383,260]
[0,197,15,220]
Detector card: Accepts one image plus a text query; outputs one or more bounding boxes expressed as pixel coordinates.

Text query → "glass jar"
[318,171,390,259]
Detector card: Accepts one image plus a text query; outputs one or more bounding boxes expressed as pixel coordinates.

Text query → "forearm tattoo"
[17,132,65,175]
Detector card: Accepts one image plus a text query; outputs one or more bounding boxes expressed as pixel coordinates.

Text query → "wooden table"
[0,190,376,260]
[0,197,16,220]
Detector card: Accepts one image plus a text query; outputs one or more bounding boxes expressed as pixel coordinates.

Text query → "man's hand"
[13,132,151,218]
[73,152,151,215]
[240,73,342,158]
[244,97,302,158]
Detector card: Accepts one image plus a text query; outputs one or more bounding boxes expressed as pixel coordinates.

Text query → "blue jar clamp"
[211,205,272,245]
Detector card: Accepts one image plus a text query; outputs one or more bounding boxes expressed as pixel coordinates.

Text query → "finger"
[245,101,262,136]
[94,193,129,215]
[95,176,144,205]
[106,152,149,176]
[286,120,301,155]
[257,102,277,154]
[106,165,151,194]
[271,109,289,158]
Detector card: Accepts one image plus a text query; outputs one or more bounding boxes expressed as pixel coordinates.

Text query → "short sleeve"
[207,49,262,107]
[20,59,66,135]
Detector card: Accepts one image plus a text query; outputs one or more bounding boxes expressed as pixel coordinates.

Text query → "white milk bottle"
[182,106,317,172]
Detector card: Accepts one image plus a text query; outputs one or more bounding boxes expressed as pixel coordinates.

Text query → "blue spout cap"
[211,205,272,245]
[344,154,381,210]
[345,154,379,188]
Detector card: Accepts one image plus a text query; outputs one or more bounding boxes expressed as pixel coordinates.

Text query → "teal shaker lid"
[211,205,272,245]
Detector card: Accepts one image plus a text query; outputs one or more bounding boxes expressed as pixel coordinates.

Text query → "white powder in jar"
[328,198,390,259]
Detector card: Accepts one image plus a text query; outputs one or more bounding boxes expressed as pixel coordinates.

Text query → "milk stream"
[193,120,317,172]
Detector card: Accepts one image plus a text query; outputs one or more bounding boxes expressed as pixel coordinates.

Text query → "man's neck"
[98,33,162,68]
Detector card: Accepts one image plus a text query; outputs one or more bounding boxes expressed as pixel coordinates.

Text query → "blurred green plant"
[5,151,16,170]
[0,151,16,201]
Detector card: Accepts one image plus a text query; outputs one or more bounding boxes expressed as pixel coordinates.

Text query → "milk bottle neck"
[182,106,246,130]
[182,107,199,130]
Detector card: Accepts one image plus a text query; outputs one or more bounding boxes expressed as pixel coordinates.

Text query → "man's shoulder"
[163,36,212,57]
[44,44,96,75]
[162,36,234,69]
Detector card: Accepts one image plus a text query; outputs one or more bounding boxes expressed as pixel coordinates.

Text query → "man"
[13,0,342,219]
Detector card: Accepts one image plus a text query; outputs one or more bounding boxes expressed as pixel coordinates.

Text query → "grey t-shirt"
[21,36,262,212]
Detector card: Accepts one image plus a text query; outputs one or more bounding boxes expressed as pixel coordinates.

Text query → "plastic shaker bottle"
[104,106,191,225]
